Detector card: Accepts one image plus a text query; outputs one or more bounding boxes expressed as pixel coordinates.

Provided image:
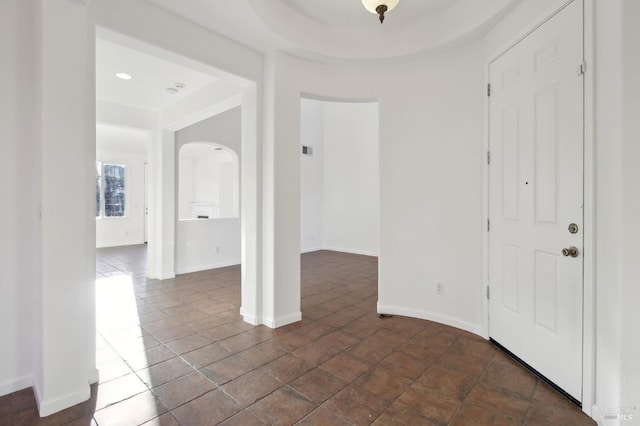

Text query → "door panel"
[489,0,584,401]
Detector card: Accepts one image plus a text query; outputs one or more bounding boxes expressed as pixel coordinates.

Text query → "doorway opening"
[299,97,380,320]
[94,27,258,397]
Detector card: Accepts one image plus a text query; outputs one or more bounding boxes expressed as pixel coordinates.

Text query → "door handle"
[562,246,579,257]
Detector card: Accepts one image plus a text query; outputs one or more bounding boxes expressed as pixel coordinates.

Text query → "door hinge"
[487,218,490,232]
[486,286,490,300]
[579,61,587,75]
[487,83,491,97]
[487,151,491,165]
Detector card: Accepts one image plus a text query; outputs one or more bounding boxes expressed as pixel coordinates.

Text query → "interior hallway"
[0,246,594,425]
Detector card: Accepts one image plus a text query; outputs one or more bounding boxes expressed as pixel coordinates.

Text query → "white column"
[240,85,262,324]
[148,128,176,279]
[261,54,302,328]
[35,0,95,416]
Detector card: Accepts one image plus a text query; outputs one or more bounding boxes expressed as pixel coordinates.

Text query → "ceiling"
[96,38,218,111]
[94,0,521,150]
[278,0,454,27]
[144,0,521,61]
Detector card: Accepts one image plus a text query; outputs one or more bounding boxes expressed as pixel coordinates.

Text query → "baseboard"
[321,246,378,257]
[239,308,260,326]
[176,259,241,275]
[159,272,176,280]
[262,312,302,329]
[88,368,99,385]
[591,405,607,426]
[96,240,145,249]
[35,384,90,417]
[0,375,32,398]
[376,303,484,338]
[301,246,323,254]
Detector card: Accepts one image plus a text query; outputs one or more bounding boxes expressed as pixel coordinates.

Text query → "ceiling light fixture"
[362,0,399,24]
[115,72,132,80]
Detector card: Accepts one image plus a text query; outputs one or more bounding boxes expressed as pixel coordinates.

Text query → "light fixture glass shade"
[361,0,399,14]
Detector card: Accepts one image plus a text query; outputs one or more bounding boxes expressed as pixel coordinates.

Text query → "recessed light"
[166,87,178,94]
[115,72,132,80]
[175,82,186,89]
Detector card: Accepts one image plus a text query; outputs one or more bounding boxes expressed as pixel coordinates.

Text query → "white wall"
[594,0,640,422]
[267,43,487,333]
[96,148,147,248]
[0,0,39,397]
[178,146,238,220]
[178,156,196,219]
[176,219,241,273]
[300,99,380,256]
[323,101,379,256]
[376,46,486,334]
[300,99,324,252]
[175,107,242,274]
[619,0,640,419]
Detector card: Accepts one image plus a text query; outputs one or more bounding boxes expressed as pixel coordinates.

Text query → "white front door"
[488,0,584,401]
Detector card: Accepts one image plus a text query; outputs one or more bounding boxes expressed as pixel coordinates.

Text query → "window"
[96,162,126,218]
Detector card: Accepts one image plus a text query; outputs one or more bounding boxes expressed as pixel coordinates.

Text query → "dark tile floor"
[0,245,595,425]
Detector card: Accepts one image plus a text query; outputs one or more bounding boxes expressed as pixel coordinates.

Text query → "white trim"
[88,369,99,385]
[175,260,241,275]
[0,376,32,398]
[487,0,577,64]
[483,0,595,417]
[377,303,484,338]
[591,405,606,426]
[240,308,260,326]
[581,0,596,416]
[321,246,378,257]
[158,272,176,280]
[35,385,90,418]
[262,312,302,329]
[96,240,145,249]
[300,247,324,254]
[481,34,491,342]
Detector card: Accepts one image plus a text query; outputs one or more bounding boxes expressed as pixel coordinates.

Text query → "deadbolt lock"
[562,246,579,258]
[568,223,579,234]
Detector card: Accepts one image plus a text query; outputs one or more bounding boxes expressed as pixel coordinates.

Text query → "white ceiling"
[144,0,521,61]
[280,0,455,26]
[96,38,218,111]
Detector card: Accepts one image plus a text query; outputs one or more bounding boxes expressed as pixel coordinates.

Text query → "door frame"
[481,0,595,417]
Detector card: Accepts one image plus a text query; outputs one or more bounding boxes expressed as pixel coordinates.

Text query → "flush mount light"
[362,0,399,23]
[115,72,132,80]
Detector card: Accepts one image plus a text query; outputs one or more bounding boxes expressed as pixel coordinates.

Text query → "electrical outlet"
[436,282,444,296]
